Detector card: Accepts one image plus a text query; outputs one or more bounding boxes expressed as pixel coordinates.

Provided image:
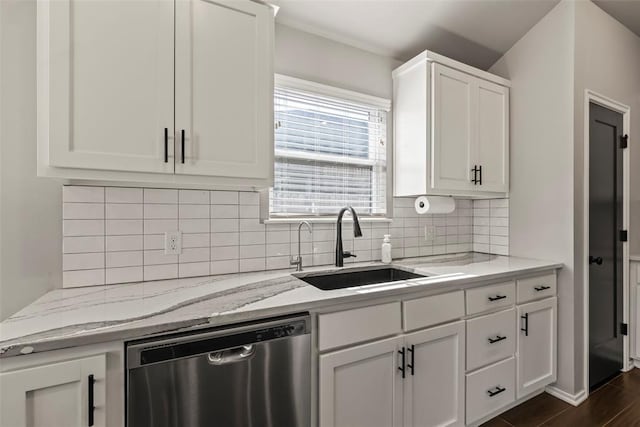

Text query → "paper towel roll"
[414,196,455,214]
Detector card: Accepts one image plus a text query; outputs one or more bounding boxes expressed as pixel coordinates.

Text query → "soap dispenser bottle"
[381,234,392,264]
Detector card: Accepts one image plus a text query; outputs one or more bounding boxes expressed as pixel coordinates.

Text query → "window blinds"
[271,85,388,217]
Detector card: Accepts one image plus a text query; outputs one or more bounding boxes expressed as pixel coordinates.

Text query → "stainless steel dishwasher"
[126,314,311,427]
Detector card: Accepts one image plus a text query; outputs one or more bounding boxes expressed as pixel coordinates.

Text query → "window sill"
[263,217,392,225]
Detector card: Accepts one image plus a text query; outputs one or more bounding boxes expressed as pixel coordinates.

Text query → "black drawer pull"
[534,285,551,292]
[488,335,507,344]
[407,345,415,376]
[88,374,95,426]
[398,347,406,379]
[488,295,507,302]
[180,129,185,164]
[521,313,529,336]
[487,386,506,397]
[163,128,168,163]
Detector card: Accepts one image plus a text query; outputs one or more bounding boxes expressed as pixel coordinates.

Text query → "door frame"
[582,89,631,400]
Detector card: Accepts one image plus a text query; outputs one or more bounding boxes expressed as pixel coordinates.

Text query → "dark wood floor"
[483,368,640,427]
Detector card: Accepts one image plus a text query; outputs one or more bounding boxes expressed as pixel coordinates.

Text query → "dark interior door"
[588,102,624,390]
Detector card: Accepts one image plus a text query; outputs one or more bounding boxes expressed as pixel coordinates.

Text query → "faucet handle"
[290,255,301,265]
[343,251,357,259]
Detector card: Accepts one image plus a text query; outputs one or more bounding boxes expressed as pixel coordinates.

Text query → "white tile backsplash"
[62,185,509,287]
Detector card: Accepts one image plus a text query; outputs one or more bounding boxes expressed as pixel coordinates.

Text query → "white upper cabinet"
[393,51,510,197]
[40,0,175,174]
[175,0,273,180]
[38,0,274,188]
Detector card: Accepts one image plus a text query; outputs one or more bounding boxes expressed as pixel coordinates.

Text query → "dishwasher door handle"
[207,344,256,365]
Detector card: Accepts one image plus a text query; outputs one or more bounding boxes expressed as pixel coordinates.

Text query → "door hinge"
[620,230,628,242]
[621,323,628,336]
[620,134,628,149]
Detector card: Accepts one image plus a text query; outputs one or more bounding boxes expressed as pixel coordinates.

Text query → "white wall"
[490,0,579,394]
[0,0,62,320]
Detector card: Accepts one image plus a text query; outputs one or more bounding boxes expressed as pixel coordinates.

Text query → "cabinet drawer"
[466,282,515,315]
[466,357,516,424]
[403,291,464,331]
[318,302,401,351]
[466,309,516,371]
[517,273,557,303]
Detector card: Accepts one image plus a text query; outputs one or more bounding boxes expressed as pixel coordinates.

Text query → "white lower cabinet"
[319,321,465,427]
[0,354,106,427]
[465,357,516,424]
[516,297,557,398]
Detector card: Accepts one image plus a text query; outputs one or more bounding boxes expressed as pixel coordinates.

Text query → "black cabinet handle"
[471,165,478,184]
[478,165,482,185]
[487,386,506,397]
[181,129,185,164]
[534,285,551,292]
[88,374,95,426]
[407,345,415,376]
[488,335,507,344]
[488,295,507,302]
[163,128,168,163]
[398,347,406,379]
[589,256,603,265]
[521,313,529,336]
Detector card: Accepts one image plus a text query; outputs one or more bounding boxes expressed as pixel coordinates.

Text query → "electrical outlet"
[164,231,182,255]
[424,226,436,242]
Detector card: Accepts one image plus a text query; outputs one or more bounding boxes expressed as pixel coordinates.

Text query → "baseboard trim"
[545,385,587,406]
[634,360,640,369]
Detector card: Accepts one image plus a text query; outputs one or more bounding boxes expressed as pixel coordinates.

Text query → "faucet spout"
[335,206,363,267]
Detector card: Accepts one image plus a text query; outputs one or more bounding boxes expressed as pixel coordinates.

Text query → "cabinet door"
[474,80,509,192]
[175,0,273,180]
[431,63,475,192]
[0,354,106,427]
[42,0,175,173]
[319,336,403,427]
[404,321,465,427]
[517,297,557,398]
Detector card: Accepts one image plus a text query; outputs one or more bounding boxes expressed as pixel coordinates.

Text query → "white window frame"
[267,74,392,222]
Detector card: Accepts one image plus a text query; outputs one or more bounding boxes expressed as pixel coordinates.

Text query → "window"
[270,76,390,218]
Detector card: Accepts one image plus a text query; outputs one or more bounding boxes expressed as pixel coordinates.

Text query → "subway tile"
[393,198,415,208]
[266,230,290,244]
[419,246,434,257]
[63,186,104,203]
[474,234,489,244]
[64,220,104,237]
[106,204,143,219]
[490,245,509,256]
[179,247,210,263]
[312,253,333,266]
[266,256,290,270]
[143,234,164,250]
[490,198,509,208]
[474,199,490,208]
[63,236,104,254]
[182,233,209,248]
[391,247,404,259]
[144,264,178,281]
[239,192,260,205]
[404,237,419,248]
[239,219,264,232]
[239,204,260,218]
[210,260,239,275]
[106,251,143,268]
[240,245,266,259]
[105,187,142,203]
[211,246,239,261]
[211,191,239,205]
[106,235,143,252]
[63,269,105,287]
[312,240,333,254]
[266,243,290,257]
[144,219,178,234]
[290,242,313,256]
[106,266,143,284]
[107,219,143,236]
[475,217,490,226]
[63,203,104,220]
[490,207,509,218]
[404,246,419,257]
[63,253,104,271]
[240,258,266,272]
[179,189,209,204]
[432,245,447,255]
[490,217,509,227]
[144,204,178,219]
[144,188,178,204]
[211,232,239,247]
[179,219,209,233]
[239,231,265,245]
[404,218,419,227]
[179,204,209,219]
[211,205,239,218]
[490,226,509,237]
[265,223,290,232]
[179,262,210,278]
[474,243,490,253]
[490,235,509,246]
[473,208,490,218]
[473,225,490,235]
[211,218,239,233]
[144,250,178,266]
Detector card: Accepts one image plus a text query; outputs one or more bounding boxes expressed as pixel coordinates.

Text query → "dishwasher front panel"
[127,317,311,427]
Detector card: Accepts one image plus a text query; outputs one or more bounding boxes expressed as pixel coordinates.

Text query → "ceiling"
[593,0,640,39]
[272,0,562,70]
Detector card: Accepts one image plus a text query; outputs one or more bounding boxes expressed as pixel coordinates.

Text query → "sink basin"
[294,267,426,291]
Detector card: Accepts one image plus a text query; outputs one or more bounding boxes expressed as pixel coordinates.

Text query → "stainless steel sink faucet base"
[335,206,363,267]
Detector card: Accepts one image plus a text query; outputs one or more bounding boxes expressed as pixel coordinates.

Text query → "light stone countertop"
[0,253,562,357]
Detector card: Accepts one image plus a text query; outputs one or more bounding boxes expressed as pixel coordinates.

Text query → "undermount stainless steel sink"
[294,266,427,291]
